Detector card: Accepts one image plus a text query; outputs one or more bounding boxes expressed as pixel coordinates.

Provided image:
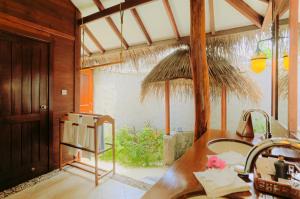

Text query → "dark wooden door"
[0,31,49,191]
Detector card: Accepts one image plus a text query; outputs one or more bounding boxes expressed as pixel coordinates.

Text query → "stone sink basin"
[207,138,253,156]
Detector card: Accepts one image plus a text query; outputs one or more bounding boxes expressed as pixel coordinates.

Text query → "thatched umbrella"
[141,48,261,134]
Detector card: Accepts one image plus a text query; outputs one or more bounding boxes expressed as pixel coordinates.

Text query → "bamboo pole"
[190,0,210,141]
[288,0,298,134]
[221,86,227,131]
[165,80,170,135]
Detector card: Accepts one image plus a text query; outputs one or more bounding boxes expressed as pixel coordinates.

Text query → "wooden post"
[94,123,99,186]
[271,1,279,120]
[221,86,227,131]
[288,0,298,134]
[190,0,210,141]
[165,80,170,135]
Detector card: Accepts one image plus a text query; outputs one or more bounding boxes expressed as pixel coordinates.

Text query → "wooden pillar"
[74,9,81,113]
[288,0,298,133]
[221,86,227,131]
[271,1,279,120]
[165,80,170,135]
[190,0,210,141]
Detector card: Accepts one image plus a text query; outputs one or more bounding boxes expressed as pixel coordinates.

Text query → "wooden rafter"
[225,0,264,28]
[130,8,152,45]
[83,25,105,54]
[80,0,155,25]
[262,0,272,31]
[275,0,289,17]
[92,0,129,49]
[208,0,215,35]
[162,0,180,40]
[81,43,92,56]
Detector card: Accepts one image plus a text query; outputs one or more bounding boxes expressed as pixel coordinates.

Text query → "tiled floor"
[6,168,145,199]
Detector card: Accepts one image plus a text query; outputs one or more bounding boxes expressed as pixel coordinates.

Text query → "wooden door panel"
[0,31,50,190]
[12,43,22,115]
[0,39,11,116]
[22,44,32,114]
[80,70,93,113]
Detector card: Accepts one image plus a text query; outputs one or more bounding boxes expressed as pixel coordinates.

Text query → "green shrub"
[100,125,164,167]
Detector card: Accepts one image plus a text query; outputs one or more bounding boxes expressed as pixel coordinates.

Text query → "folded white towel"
[194,168,250,198]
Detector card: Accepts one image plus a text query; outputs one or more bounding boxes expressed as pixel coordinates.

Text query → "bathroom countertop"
[142,129,298,199]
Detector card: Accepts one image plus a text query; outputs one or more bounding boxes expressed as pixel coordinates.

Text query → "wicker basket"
[254,163,300,198]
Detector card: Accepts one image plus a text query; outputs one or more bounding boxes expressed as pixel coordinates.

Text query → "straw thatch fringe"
[141,48,262,103]
[82,27,291,73]
[82,40,188,72]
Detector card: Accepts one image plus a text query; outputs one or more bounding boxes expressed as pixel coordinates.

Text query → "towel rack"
[59,113,115,186]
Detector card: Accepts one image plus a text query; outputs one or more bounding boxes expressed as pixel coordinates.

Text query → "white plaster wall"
[93,64,290,133]
[93,70,221,132]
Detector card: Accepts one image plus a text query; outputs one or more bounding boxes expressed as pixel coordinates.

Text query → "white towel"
[194,168,250,198]
[80,115,96,159]
[68,113,80,145]
[62,120,74,144]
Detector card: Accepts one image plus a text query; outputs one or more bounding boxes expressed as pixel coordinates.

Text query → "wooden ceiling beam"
[80,0,155,25]
[262,0,273,31]
[225,0,264,28]
[86,19,290,57]
[92,0,129,50]
[130,8,152,45]
[208,0,215,35]
[162,0,180,40]
[83,25,105,54]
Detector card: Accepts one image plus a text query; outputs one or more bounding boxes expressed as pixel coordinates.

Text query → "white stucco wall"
[93,63,290,133]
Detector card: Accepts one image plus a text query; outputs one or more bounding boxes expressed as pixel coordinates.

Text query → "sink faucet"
[243,109,271,139]
[242,138,300,174]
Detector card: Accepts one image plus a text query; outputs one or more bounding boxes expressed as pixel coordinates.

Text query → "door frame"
[0,24,54,171]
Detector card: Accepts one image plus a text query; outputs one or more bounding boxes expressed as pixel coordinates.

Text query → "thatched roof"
[141,48,262,103]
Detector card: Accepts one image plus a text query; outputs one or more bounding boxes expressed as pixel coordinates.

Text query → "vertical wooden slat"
[288,0,298,133]
[190,0,210,141]
[221,86,227,131]
[22,44,32,114]
[39,43,49,165]
[21,123,31,166]
[31,43,40,113]
[0,38,12,175]
[165,80,170,135]
[11,42,22,169]
[0,39,12,116]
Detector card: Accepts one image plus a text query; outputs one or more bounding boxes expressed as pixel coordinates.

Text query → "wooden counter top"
[142,129,296,199]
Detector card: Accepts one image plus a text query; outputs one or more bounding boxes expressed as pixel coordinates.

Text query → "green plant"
[100,125,164,167]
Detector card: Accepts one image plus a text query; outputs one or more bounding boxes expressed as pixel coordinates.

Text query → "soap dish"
[254,162,300,198]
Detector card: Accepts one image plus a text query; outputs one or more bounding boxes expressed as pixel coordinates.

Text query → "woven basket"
[254,163,300,198]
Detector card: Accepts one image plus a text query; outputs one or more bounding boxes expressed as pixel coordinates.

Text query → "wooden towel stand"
[59,113,115,186]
